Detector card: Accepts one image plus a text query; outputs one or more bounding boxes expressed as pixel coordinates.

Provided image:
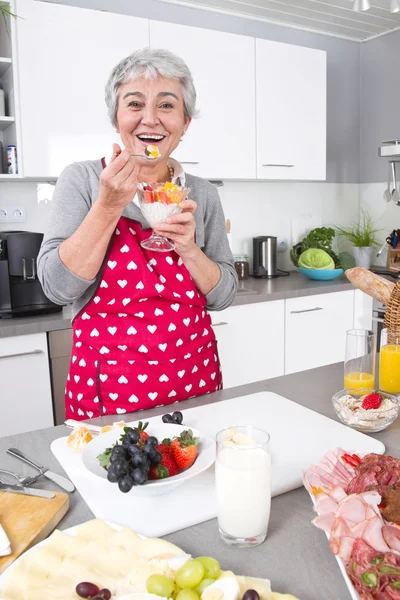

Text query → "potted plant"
[335,212,380,269]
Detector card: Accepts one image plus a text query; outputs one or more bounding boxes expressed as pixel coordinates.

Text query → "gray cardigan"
[37,159,238,318]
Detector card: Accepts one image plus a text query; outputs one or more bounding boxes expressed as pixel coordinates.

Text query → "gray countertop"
[0,271,352,339]
[1,362,398,600]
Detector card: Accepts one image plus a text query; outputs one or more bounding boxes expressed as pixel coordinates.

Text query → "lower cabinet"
[210,300,285,388]
[0,332,54,436]
[284,290,355,375]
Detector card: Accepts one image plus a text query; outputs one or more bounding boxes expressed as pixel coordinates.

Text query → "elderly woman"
[38,48,237,421]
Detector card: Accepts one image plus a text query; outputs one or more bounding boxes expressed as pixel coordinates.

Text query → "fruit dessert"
[0,518,300,600]
[145,144,161,159]
[96,423,199,492]
[136,183,190,228]
[304,450,400,600]
[334,390,398,431]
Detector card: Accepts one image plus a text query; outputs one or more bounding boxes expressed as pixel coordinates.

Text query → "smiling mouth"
[137,134,165,144]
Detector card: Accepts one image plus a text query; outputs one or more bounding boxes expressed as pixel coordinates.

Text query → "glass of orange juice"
[379,329,400,395]
[344,329,376,394]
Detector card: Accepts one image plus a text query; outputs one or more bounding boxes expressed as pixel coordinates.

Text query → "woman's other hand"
[154,199,197,257]
[98,143,140,214]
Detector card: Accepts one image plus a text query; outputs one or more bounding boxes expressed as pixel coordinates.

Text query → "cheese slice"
[0,523,11,556]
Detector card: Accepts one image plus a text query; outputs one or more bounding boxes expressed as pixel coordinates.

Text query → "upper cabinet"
[150,21,256,180]
[256,39,327,181]
[15,0,149,177]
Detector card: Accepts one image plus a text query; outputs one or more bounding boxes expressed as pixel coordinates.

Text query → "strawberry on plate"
[148,453,178,479]
[137,421,149,446]
[171,429,199,471]
[156,439,171,455]
[361,392,383,410]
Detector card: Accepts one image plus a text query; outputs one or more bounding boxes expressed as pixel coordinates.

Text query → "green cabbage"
[298,248,335,270]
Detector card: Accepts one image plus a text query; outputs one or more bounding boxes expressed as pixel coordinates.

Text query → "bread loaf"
[345,267,395,305]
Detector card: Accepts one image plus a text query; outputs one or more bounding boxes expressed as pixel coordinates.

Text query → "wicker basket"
[384,281,400,343]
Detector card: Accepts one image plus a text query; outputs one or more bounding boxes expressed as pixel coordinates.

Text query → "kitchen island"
[1,361,398,599]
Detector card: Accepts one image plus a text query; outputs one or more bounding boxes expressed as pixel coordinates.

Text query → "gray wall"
[360,29,400,183]
[41,0,361,183]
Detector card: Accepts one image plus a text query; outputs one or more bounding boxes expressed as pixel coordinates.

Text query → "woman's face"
[116,76,191,163]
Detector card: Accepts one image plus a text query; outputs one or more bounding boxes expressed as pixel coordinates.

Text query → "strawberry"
[148,453,178,479]
[156,438,171,455]
[361,392,383,410]
[137,421,149,446]
[171,429,199,471]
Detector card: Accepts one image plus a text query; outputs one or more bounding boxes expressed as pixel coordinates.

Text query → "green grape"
[194,578,216,595]
[175,560,205,589]
[176,590,200,600]
[147,574,175,598]
[195,557,221,580]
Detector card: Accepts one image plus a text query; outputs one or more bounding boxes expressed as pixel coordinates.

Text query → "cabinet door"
[285,291,354,375]
[256,39,326,181]
[0,333,54,436]
[210,301,284,389]
[150,20,256,180]
[15,0,149,177]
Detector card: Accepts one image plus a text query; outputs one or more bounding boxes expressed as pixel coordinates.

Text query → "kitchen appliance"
[253,236,278,278]
[372,298,386,352]
[0,231,62,318]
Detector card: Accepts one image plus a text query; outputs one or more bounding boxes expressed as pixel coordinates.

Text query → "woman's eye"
[128,101,142,108]
[160,103,173,109]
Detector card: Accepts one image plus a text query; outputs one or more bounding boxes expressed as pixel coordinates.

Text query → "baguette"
[345,267,395,305]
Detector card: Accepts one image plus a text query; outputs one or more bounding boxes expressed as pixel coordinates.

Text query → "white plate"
[82,422,215,496]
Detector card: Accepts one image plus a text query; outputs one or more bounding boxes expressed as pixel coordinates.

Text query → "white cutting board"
[51,392,385,537]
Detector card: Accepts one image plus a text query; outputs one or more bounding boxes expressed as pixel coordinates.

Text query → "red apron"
[65,216,222,420]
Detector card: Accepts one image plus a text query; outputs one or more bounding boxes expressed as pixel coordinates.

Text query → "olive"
[242,590,260,600]
[172,411,183,424]
[162,413,174,423]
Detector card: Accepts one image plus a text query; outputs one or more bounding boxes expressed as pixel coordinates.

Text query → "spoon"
[0,468,42,486]
[392,162,400,206]
[384,162,392,203]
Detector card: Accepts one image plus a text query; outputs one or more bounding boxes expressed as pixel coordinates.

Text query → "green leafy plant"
[0,3,18,36]
[335,211,381,248]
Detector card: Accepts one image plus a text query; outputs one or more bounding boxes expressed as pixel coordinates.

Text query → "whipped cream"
[140,202,182,227]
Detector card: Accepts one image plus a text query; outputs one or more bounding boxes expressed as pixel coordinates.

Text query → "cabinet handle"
[290,307,323,314]
[0,349,43,360]
[372,315,385,324]
[211,321,228,327]
[262,164,295,168]
[180,161,199,165]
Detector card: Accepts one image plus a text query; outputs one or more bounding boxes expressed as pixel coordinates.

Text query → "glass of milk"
[215,426,271,547]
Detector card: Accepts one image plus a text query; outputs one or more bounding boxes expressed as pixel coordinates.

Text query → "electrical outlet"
[277,239,287,252]
[0,205,26,223]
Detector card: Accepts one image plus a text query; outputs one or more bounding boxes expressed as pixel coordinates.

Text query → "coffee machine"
[253,236,278,278]
[0,231,62,318]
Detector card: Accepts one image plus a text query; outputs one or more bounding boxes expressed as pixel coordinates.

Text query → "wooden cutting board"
[0,489,69,573]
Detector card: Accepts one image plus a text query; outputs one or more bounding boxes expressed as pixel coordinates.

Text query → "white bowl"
[82,421,215,496]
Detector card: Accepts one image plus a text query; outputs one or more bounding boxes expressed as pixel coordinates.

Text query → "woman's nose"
[141,106,160,127]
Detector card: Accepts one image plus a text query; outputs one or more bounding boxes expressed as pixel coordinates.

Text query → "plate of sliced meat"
[303,449,400,600]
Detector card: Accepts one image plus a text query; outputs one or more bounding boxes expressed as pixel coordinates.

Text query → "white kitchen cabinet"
[354,289,373,331]
[15,0,149,177]
[0,332,54,437]
[150,20,256,180]
[210,301,285,389]
[256,39,326,181]
[285,291,354,375]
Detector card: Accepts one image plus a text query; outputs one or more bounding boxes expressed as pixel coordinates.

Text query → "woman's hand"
[97,143,140,214]
[154,200,197,257]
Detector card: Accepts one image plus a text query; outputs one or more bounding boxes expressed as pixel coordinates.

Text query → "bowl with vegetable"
[290,227,353,281]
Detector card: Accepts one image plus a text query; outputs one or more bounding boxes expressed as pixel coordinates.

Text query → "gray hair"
[105,47,198,127]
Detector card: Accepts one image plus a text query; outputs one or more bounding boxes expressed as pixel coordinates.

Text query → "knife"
[0,483,55,499]
[6,448,75,493]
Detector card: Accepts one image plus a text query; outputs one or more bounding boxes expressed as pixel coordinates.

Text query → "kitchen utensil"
[82,423,215,497]
[130,153,155,160]
[6,448,75,493]
[384,162,392,202]
[392,162,400,205]
[0,483,55,499]
[376,240,388,257]
[0,469,41,487]
[0,488,69,574]
[51,391,384,538]
[63,419,102,434]
[253,236,278,278]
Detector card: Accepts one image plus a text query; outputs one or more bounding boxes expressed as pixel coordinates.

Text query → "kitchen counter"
[0,362,398,599]
[0,271,352,339]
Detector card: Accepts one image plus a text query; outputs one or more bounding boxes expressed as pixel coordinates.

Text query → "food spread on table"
[96,422,199,492]
[0,519,299,600]
[304,449,400,599]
